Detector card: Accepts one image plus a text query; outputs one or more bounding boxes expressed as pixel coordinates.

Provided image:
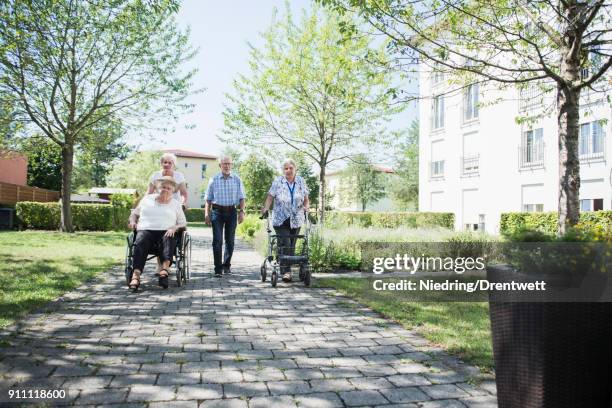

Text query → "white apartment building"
[418,66,611,235]
[161,149,218,208]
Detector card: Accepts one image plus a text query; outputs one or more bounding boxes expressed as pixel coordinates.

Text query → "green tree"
[0,93,20,143]
[390,120,418,211]
[321,0,611,235]
[16,136,62,191]
[106,150,161,196]
[239,154,276,211]
[339,154,386,211]
[293,152,320,209]
[0,0,196,231]
[222,5,403,223]
[72,117,131,191]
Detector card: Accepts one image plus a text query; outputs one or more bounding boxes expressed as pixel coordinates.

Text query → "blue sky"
[141,0,417,160]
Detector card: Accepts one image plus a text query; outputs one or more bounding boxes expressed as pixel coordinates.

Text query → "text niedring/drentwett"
[372,279,547,292]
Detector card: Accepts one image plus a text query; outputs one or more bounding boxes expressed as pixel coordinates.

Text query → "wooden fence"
[0,181,59,205]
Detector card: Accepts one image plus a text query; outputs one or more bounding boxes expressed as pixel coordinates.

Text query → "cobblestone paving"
[0,228,497,407]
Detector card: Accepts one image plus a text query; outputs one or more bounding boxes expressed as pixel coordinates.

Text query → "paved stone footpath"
[0,228,497,407]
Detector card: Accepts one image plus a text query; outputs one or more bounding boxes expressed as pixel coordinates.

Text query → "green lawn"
[314,277,494,371]
[0,230,125,329]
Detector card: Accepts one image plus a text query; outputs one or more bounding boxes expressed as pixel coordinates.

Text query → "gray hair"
[218,155,233,164]
[160,152,178,167]
[282,158,296,169]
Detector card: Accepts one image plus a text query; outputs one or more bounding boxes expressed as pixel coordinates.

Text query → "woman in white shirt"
[128,176,187,291]
[147,152,188,208]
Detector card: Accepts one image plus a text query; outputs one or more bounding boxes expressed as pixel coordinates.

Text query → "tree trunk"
[60,143,74,232]
[557,72,581,235]
[318,164,326,224]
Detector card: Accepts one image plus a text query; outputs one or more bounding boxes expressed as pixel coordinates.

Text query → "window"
[463,83,479,121]
[430,141,444,178]
[519,128,544,168]
[432,95,444,130]
[430,161,444,178]
[431,67,444,86]
[522,184,544,212]
[580,198,603,212]
[201,163,207,179]
[579,121,605,160]
[581,46,602,80]
[462,132,479,175]
[523,204,544,212]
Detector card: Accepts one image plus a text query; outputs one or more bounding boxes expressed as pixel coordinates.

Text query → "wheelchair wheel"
[271,270,277,287]
[125,232,135,286]
[260,261,267,282]
[185,235,191,282]
[303,264,311,287]
[176,257,183,287]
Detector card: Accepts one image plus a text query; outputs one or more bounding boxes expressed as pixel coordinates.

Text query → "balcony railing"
[429,160,445,179]
[579,133,605,162]
[518,142,545,169]
[461,154,480,176]
[518,86,542,112]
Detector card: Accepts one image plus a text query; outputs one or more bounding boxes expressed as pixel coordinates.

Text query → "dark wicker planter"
[487,265,612,408]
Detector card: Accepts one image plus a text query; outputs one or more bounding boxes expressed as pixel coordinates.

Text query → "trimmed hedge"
[16,202,131,231]
[500,211,612,239]
[185,208,204,222]
[324,211,455,229]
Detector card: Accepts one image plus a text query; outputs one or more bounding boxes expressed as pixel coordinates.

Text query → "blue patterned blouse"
[269,175,309,228]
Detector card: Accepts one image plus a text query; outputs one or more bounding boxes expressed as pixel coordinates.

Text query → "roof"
[88,187,137,195]
[327,165,395,176]
[71,194,110,203]
[162,148,218,160]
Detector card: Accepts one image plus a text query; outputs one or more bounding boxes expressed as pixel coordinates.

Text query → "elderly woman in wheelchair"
[127,176,187,291]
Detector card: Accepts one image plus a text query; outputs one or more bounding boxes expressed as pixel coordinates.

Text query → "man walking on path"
[205,155,245,276]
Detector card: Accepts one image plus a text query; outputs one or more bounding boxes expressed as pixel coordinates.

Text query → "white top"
[133,194,187,231]
[149,170,186,203]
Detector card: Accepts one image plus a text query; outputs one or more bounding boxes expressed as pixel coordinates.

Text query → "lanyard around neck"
[285,180,296,206]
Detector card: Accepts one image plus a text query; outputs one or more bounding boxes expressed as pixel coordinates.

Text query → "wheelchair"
[260,210,311,288]
[124,228,192,289]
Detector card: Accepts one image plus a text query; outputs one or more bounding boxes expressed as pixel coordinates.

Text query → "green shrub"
[324,211,454,230]
[237,214,264,240]
[15,202,60,230]
[500,211,612,241]
[110,193,136,208]
[185,208,204,222]
[16,202,130,231]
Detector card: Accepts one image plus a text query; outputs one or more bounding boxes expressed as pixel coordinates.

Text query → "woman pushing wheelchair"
[127,176,187,291]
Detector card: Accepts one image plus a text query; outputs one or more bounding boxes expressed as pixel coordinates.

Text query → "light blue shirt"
[269,175,309,228]
[206,173,245,206]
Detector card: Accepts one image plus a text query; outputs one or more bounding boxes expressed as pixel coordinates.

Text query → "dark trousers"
[133,230,176,271]
[211,208,237,273]
[274,218,300,273]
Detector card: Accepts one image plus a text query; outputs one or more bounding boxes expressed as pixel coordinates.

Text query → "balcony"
[518,85,542,112]
[429,160,445,179]
[518,142,545,169]
[461,154,480,176]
